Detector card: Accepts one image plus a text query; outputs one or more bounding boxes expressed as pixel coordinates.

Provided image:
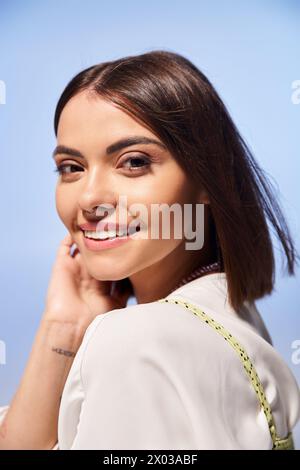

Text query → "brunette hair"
[53,49,298,311]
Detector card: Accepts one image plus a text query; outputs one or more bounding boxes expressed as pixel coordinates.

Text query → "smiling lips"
[79,221,142,251]
[78,221,141,240]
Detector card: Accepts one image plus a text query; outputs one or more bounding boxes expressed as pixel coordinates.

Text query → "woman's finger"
[57,233,75,257]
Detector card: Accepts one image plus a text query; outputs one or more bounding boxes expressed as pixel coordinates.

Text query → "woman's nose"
[77,166,117,214]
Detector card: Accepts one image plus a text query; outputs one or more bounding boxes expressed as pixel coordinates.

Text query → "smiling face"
[54,90,211,297]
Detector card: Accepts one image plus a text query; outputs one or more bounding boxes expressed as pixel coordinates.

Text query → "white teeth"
[84,230,127,240]
[83,224,141,240]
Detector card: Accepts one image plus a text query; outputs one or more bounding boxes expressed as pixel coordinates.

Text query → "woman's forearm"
[0,317,86,449]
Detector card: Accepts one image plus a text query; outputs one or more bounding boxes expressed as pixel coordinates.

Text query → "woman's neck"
[130,240,218,304]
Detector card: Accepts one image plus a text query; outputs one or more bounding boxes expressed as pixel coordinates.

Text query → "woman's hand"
[0,232,133,449]
[43,233,134,330]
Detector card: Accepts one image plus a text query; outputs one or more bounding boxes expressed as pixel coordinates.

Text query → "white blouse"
[1,272,299,449]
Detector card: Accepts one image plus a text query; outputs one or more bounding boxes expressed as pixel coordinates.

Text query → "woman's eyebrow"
[52,136,167,159]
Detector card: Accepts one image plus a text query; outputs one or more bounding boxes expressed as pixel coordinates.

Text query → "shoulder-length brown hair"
[53,49,298,311]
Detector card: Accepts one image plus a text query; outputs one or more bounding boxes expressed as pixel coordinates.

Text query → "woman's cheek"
[55,185,74,230]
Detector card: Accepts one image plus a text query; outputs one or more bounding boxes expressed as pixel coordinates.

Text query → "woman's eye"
[54,155,151,178]
[121,155,150,172]
[54,164,83,176]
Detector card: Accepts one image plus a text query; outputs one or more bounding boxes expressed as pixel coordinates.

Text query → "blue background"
[0,0,299,448]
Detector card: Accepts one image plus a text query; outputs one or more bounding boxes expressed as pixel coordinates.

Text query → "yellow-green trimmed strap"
[273,432,294,450]
[157,297,294,450]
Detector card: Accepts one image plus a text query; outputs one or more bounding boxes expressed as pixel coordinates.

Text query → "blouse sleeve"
[0,405,59,450]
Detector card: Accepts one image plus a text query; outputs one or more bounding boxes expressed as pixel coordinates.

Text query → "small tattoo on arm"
[51,347,76,358]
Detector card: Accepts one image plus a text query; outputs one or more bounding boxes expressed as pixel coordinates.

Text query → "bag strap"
[157,296,294,450]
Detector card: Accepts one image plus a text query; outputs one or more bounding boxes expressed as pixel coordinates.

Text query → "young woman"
[0,50,299,450]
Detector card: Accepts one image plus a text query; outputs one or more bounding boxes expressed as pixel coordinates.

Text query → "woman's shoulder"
[79,298,294,374]
[77,299,283,394]
[91,299,299,416]
[60,298,300,449]
[77,299,252,414]
[80,298,240,358]
[78,299,241,383]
